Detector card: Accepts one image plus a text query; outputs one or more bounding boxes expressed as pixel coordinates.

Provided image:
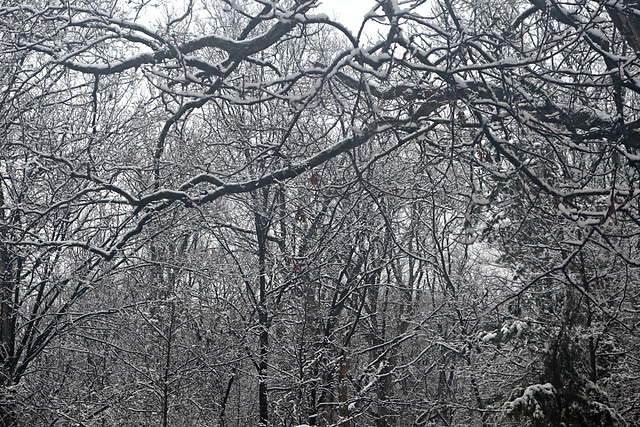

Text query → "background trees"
[1,0,640,425]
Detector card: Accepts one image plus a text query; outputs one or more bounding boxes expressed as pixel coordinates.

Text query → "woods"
[1,0,639,425]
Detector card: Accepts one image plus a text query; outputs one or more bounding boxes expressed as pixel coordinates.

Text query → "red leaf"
[606,202,617,225]
[296,207,306,223]
[485,150,493,163]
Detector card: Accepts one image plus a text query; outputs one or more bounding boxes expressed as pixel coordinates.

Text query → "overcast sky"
[316,0,378,32]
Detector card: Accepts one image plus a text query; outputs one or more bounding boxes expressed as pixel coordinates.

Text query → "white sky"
[141,1,390,39]
[315,1,432,40]
[316,0,378,32]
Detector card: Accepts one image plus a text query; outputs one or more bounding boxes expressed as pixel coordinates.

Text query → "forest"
[1,0,639,425]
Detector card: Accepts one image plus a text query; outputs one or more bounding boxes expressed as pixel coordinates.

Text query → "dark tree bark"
[255,188,271,426]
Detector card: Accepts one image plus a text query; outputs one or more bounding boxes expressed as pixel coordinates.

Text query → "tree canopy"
[1,0,639,425]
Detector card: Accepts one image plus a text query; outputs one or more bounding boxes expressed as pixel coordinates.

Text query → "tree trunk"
[161,302,176,427]
[255,202,270,426]
[0,182,17,427]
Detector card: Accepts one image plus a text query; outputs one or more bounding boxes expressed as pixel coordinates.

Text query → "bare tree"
[2,0,640,425]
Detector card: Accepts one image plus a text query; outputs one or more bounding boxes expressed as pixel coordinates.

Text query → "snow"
[503,383,556,419]
[471,194,490,205]
[481,331,497,342]
[503,320,527,337]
